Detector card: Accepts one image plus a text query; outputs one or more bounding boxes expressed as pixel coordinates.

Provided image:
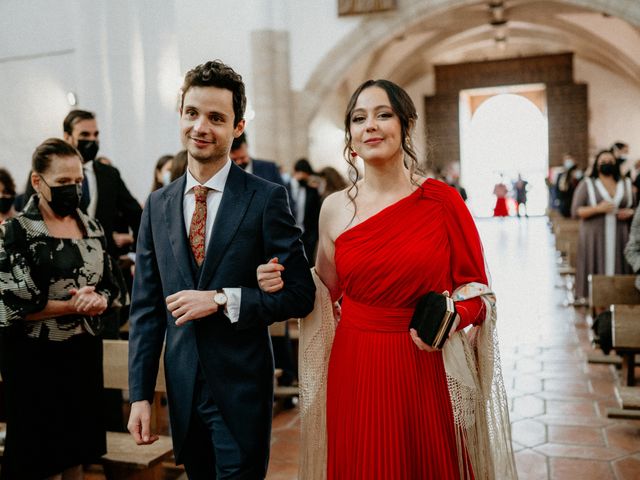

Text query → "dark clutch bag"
[409,291,457,349]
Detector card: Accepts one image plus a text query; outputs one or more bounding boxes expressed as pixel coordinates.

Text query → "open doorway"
[458,84,549,218]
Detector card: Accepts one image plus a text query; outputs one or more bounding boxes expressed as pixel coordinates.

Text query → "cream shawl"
[298,271,517,479]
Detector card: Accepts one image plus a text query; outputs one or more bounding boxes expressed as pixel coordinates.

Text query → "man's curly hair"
[180,60,246,127]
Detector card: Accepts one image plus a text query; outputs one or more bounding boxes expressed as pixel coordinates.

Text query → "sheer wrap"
[298,274,517,480]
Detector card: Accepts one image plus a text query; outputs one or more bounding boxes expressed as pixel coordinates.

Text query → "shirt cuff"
[223,288,241,323]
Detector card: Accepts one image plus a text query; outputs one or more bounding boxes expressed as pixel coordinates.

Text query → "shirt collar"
[84,160,94,172]
[184,158,232,195]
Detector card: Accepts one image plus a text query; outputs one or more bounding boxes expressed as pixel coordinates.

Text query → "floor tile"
[549,458,615,480]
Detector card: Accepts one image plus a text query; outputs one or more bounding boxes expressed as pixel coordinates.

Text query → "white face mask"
[574,170,583,179]
[563,159,575,169]
[162,170,172,186]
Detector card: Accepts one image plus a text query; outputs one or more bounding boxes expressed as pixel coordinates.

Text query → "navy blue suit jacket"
[128,163,315,468]
[251,158,283,186]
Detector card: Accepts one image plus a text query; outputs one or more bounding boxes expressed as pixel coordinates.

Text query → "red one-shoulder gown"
[326,179,488,479]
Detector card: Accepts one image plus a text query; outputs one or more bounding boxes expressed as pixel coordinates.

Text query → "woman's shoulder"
[419,177,460,203]
[321,188,351,215]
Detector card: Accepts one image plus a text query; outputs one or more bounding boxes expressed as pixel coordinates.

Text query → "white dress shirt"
[84,160,98,218]
[183,160,241,323]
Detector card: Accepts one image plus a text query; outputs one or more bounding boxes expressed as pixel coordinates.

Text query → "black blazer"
[127,163,315,470]
[251,158,283,185]
[299,183,321,264]
[92,161,143,256]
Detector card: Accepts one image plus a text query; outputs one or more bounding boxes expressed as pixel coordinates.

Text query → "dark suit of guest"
[293,180,321,265]
[128,162,315,479]
[250,158,284,186]
[92,160,142,257]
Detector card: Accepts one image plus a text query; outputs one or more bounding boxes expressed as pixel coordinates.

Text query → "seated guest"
[0,138,126,480]
[318,166,348,201]
[230,132,284,185]
[572,150,635,303]
[169,149,188,182]
[0,168,16,223]
[624,206,640,291]
[151,154,174,192]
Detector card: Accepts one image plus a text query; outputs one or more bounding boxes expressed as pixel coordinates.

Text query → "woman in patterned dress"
[0,138,126,480]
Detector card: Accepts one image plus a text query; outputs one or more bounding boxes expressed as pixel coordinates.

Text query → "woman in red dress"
[493,176,509,217]
[258,80,512,479]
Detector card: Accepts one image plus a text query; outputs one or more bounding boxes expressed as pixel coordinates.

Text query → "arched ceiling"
[348,0,640,91]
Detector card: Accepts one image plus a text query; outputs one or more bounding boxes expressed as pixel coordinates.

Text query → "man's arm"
[127,200,165,445]
[128,200,166,403]
[237,185,315,329]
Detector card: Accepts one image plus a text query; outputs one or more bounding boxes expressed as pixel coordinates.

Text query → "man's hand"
[113,232,135,248]
[166,290,218,326]
[127,400,160,445]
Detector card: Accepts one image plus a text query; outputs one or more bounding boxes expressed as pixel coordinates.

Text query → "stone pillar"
[251,30,295,170]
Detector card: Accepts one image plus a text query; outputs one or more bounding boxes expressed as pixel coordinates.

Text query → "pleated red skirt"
[326,297,465,479]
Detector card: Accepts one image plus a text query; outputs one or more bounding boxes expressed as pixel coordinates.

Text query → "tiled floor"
[266,216,640,480]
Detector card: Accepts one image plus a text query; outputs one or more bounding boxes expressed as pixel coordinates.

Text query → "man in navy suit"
[229,132,284,186]
[127,60,315,480]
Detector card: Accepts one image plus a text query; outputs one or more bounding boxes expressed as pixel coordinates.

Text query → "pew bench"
[611,304,640,387]
[101,339,174,479]
[586,275,640,365]
[604,304,640,420]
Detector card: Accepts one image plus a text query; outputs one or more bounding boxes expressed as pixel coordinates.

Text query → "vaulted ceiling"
[345,0,640,92]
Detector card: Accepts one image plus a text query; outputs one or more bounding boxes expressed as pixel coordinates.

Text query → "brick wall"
[424,53,589,171]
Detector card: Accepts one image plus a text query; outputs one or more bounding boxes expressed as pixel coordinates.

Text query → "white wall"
[2,0,640,202]
[0,0,361,200]
[574,57,640,161]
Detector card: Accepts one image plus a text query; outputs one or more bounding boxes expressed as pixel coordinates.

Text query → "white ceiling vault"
[349,0,640,91]
[302,0,640,120]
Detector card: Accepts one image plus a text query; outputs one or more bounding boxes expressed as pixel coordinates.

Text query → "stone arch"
[300,0,640,130]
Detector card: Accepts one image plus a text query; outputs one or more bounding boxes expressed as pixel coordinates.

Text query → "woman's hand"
[69,286,108,316]
[257,257,285,293]
[597,201,615,214]
[617,208,634,221]
[332,301,342,324]
[409,314,461,352]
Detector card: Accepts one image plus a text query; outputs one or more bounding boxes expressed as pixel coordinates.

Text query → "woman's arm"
[576,202,614,219]
[314,196,341,301]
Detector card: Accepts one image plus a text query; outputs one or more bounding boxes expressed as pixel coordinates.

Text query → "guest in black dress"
[0,138,126,480]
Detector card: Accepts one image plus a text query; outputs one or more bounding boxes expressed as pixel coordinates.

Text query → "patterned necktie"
[189,185,210,266]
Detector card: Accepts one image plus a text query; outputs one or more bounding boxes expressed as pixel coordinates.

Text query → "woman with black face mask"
[571,149,636,304]
[0,168,16,223]
[0,138,127,480]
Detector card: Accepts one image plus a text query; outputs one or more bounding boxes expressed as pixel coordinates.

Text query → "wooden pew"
[611,305,640,387]
[605,304,640,420]
[101,339,174,480]
[587,275,640,365]
[269,320,300,400]
[589,274,640,315]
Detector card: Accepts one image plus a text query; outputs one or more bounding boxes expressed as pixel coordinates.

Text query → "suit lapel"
[163,176,196,286]
[198,164,255,289]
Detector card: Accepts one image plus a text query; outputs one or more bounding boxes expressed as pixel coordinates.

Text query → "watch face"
[214,292,227,305]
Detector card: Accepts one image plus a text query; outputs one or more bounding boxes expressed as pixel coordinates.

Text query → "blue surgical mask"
[162,170,172,186]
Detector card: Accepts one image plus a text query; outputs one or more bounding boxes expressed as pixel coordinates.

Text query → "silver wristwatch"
[213,289,228,308]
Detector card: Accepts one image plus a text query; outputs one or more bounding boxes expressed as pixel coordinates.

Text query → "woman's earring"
[350,150,358,158]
